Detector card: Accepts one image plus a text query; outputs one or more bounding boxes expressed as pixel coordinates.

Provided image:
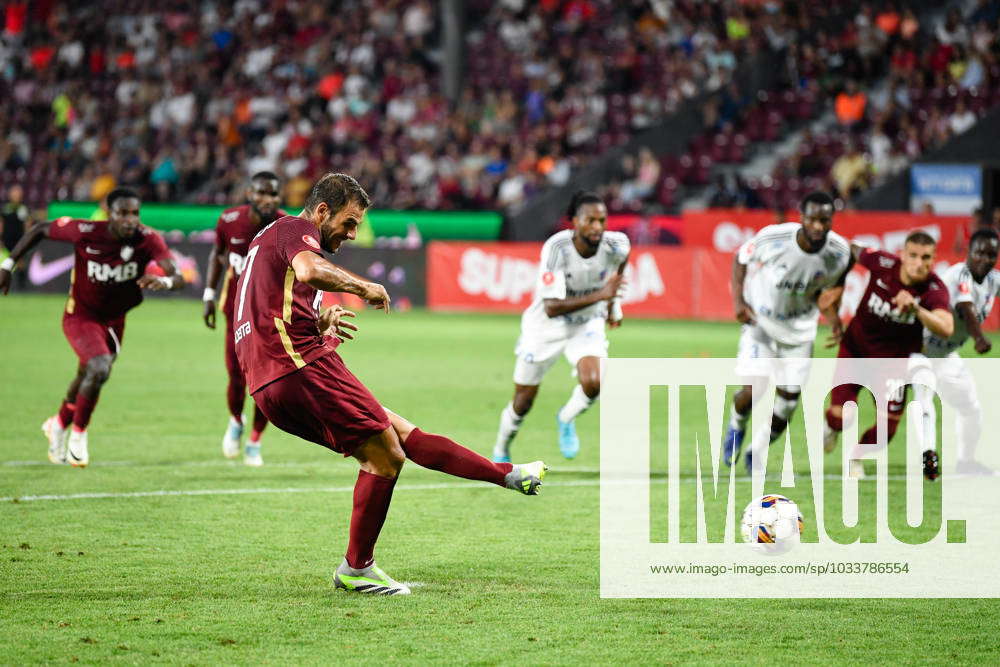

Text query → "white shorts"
[908,352,980,412]
[513,318,608,386]
[734,324,813,390]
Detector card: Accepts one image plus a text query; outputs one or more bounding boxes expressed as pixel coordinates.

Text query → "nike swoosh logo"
[231,238,245,243]
[28,253,75,285]
[86,247,100,254]
[876,279,888,289]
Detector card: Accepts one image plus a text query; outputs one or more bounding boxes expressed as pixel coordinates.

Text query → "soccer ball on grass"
[740,494,803,555]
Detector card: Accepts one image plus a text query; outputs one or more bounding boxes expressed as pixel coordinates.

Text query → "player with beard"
[232,173,546,594]
[911,229,1000,476]
[723,192,853,473]
[822,231,953,479]
[0,188,185,466]
[203,172,287,466]
[492,191,629,463]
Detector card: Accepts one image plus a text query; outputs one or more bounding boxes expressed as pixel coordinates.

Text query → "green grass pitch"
[2,294,999,664]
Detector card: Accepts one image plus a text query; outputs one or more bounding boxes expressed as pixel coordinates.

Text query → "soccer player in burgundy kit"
[0,188,185,467]
[233,173,546,595]
[203,171,287,466]
[821,231,953,479]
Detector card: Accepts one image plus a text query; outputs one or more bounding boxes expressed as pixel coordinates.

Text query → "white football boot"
[847,459,867,480]
[244,441,263,467]
[222,417,243,459]
[66,429,89,468]
[334,559,411,595]
[42,417,67,464]
[504,460,548,495]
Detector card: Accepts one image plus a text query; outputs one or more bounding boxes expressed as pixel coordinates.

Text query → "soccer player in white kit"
[911,228,1000,475]
[492,191,629,463]
[723,192,853,472]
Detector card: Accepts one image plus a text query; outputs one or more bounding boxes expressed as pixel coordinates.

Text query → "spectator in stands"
[937,7,970,47]
[831,142,872,200]
[949,99,978,135]
[834,80,867,129]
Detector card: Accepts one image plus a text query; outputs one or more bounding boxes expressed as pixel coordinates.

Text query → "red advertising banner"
[427,242,998,331]
[683,209,968,254]
[428,242,731,319]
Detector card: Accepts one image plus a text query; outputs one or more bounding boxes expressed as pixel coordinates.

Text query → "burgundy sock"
[57,401,76,429]
[345,470,398,570]
[401,428,513,486]
[226,380,245,421]
[825,410,843,431]
[250,405,268,440]
[73,394,98,431]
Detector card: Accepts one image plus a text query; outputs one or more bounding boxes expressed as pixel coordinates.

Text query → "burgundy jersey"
[842,248,950,358]
[47,217,171,320]
[233,215,338,394]
[214,204,287,316]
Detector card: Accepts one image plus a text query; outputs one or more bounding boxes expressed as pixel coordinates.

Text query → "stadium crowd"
[0,0,907,217]
[596,0,1000,214]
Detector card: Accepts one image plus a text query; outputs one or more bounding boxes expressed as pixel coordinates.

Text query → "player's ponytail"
[566,190,603,220]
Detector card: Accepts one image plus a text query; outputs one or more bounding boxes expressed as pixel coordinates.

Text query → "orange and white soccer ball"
[741,494,804,555]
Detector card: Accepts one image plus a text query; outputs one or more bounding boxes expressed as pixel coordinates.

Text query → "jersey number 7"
[236,245,260,321]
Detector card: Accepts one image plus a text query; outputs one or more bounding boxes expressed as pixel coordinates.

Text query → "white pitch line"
[0,473,932,504]
[0,478,604,504]
[0,460,604,473]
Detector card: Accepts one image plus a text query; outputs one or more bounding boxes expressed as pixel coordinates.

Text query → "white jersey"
[521,230,630,335]
[924,263,1000,357]
[738,223,851,346]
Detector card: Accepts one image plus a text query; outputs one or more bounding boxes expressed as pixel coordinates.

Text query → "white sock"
[957,407,982,462]
[558,385,595,423]
[493,402,524,456]
[729,403,749,432]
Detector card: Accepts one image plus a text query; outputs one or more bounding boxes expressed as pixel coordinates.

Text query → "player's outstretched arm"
[958,302,992,354]
[291,250,390,311]
[544,272,623,318]
[0,222,50,295]
[138,257,186,292]
[201,245,226,328]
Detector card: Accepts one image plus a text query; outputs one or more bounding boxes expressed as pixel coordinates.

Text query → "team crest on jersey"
[120,245,134,261]
[57,216,72,227]
[222,211,241,223]
[542,271,555,285]
[78,223,94,233]
[303,235,320,250]
[959,282,971,294]
[878,256,896,268]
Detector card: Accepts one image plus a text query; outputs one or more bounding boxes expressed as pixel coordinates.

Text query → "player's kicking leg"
[555,356,600,459]
[42,366,85,464]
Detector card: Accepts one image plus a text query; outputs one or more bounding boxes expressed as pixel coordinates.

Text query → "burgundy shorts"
[831,343,909,416]
[62,311,126,364]
[252,351,390,456]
